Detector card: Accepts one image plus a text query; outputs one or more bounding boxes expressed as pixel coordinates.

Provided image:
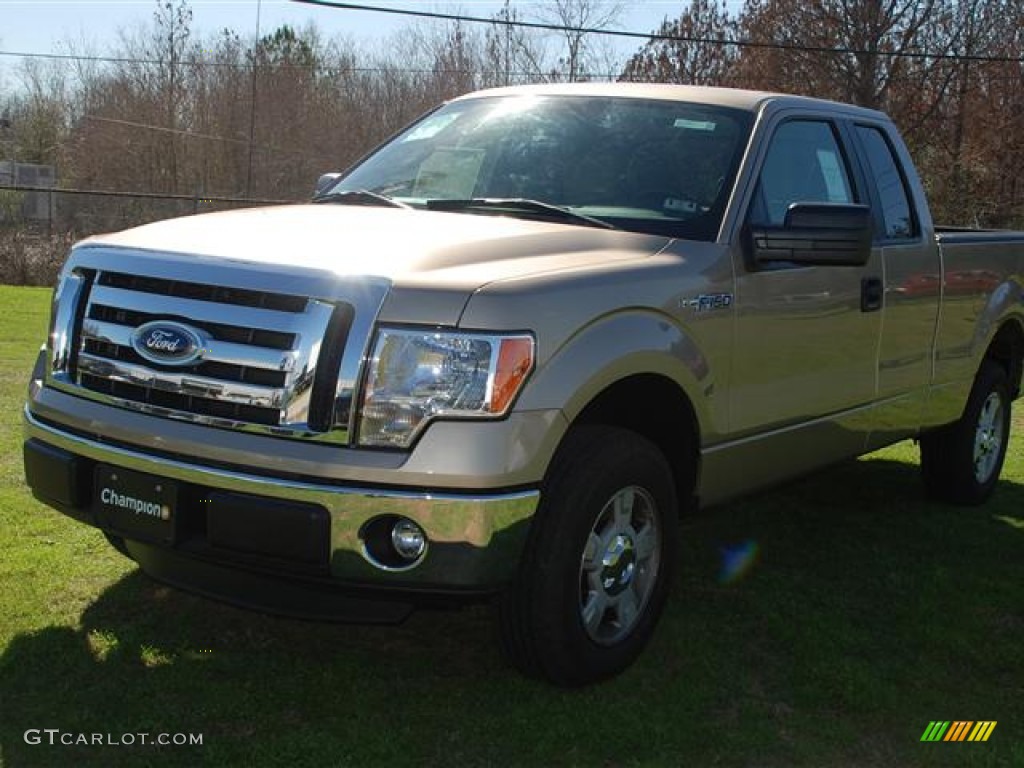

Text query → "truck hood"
[85,204,671,290]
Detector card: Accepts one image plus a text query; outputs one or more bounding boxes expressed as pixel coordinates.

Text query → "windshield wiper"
[425,198,615,230]
[312,189,411,209]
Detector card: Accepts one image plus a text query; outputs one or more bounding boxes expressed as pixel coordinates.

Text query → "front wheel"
[499,426,678,686]
[920,359,1011,506]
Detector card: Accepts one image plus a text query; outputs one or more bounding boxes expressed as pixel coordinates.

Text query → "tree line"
[2,0,1022,231]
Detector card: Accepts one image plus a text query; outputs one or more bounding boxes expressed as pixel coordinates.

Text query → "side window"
[751,120,855,226]
[856,125,916,239]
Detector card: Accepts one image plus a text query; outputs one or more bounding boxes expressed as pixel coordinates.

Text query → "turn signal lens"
[492,337,535,414]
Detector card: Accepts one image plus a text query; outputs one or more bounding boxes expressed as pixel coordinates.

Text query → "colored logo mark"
[920,721,997,742]
[130,320,206,367]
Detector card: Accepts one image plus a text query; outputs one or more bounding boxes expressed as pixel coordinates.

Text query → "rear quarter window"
[855,125,917,240]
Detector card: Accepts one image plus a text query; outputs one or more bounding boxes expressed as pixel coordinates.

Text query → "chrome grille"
[68,268,350,438]
[47,248,390,444]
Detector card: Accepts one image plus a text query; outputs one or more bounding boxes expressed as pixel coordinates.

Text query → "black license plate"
[94,465,177,545]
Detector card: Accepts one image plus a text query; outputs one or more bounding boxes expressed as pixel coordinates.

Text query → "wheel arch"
[514,309,714,509]
[984,317,1024,399]
[569,373,700,512]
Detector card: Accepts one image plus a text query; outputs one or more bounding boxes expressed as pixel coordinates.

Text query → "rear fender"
[926,278,1024,426]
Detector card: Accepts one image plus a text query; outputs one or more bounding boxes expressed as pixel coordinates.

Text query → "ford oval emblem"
[130,321,206,367]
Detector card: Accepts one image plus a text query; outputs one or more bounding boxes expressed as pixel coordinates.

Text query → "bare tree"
[621,0,737,85]
[8,58,72,167]
[483,2,549,85]
[12,0,1023,237]
[154,0,193,190]
[730,0,947,109]
[533,0,624,81]
[931,0,1005,221]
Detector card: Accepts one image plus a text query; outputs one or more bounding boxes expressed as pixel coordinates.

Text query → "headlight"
[358,328,534,448]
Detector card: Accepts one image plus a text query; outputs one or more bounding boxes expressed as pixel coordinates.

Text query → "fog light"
[360,515,430,571]
[391,519,427,561]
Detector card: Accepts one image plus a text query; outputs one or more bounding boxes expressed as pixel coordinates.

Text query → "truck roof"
[454,82,889,121]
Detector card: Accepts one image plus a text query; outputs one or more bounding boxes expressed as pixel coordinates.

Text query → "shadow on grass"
[2,457,1022,767]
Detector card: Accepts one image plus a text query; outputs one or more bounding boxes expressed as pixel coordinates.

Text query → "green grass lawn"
[1,283,1021,767]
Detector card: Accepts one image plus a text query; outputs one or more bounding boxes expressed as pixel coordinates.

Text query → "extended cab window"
[855,125,917,239]
[750,120,855,226]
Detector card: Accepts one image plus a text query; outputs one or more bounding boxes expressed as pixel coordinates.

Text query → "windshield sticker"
[816,150,851,202]
[413,147,485,199]
[664,198,698,213]
[674,118,717,132]
[401,113,460,143]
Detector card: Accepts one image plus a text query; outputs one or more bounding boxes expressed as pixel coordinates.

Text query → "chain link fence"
[0,185,295,286]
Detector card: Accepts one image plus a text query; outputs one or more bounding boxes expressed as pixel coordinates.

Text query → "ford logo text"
[130,321,206,367]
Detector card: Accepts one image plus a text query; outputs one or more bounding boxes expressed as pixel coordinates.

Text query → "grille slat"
[82,318,295,373]
[81,339,288,388]
[80,372,281,426]
[89,285,303,347]
[78,353,283,407]
[98,271,308,312]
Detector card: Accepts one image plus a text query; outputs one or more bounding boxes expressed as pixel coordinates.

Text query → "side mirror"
[314,172,342,197]
[750,203,873,267]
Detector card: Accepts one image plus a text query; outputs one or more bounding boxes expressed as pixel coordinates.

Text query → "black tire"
[499,425,678,686]
[920,359,1011,506]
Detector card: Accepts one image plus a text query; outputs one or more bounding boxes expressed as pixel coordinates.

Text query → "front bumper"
[24,407,540,619]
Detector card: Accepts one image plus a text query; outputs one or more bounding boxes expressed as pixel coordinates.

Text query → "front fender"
[515,309,716,439]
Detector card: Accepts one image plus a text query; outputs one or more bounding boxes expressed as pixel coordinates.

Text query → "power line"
[0,48,304,70]
[0,48,607,76]
[0,47,619,79]
[87,114,250,146]
[2,2,1022,70]
[0,183,292,205]
[84,115,316,157]
[0,49,219,68]
[292,0,1024,64]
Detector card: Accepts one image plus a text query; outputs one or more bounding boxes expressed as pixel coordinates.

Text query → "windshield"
[332,94,753,240]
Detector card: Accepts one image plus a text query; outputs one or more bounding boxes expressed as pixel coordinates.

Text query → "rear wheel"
[499,426,678,686]
[920,360,1011,505]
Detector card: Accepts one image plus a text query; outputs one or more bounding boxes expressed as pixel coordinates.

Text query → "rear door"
[850,122,940,445]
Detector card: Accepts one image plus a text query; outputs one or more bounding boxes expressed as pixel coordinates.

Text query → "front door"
[729,118,882,439]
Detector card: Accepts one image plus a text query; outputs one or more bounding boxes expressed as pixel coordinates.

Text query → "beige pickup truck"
[24,83,1024,685]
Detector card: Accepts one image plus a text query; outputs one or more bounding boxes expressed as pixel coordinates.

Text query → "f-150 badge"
[680,293,733,312]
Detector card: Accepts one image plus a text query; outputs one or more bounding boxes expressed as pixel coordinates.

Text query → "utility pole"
[246,0,262,198]
[504,0,511,86]
[0,116,14,185]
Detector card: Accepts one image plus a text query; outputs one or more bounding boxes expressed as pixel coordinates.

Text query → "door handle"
[861,277,883,312]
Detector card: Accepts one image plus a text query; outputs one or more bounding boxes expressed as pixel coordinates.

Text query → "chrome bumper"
[24,406,539,591]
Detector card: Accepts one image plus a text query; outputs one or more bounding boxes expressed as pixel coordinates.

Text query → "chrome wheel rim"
[579,486,661,646]
[974,391,1005,483]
